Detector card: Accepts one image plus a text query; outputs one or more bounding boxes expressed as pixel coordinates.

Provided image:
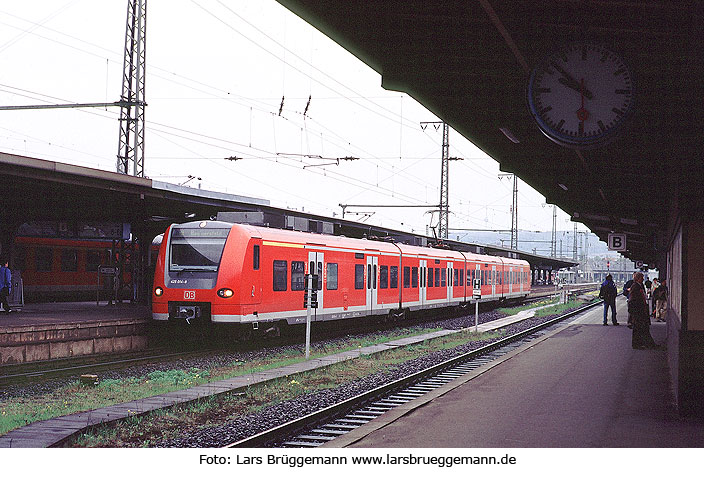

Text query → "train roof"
[178,222,530,266]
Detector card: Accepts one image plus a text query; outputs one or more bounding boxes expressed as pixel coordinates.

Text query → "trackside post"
[473,278,481,333]
[304,274,318,359]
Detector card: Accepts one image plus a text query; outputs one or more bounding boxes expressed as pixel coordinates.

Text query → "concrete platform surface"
[341,298,704,448]
[0,302,150,328]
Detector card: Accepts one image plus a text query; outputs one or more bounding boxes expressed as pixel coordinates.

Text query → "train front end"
[152,220,235,326]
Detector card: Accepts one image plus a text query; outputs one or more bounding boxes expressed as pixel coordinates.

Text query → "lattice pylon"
[117,0,147,177]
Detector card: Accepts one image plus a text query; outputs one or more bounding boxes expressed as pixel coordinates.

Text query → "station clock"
[527,43,635,149]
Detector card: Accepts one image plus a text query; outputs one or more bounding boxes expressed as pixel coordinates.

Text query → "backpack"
[623,279,633,297]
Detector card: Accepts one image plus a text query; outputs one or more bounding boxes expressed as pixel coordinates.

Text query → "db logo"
[184,290,196,300]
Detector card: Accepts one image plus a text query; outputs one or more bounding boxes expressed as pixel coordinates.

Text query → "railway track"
[226,299,601,448]
[0,348,222,386]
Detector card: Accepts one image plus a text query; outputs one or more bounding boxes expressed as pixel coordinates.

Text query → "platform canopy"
[275,1,704,269]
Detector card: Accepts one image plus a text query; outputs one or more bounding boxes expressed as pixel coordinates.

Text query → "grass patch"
[533,299,584,317]
[497,297,557,316]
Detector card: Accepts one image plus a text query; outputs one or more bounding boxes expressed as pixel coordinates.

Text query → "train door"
[419,259,427,306]
[509,266,514,295]
[491,265,497,297]
[308,251,324,317]
[366,255,378,314]
[250,239,262,305]
[520,267,525,294]
[447,262,453,303]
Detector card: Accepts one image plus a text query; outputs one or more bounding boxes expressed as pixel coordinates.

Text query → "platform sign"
[473,278,482,298]
[98,266,118,275]
[608,233,626,251]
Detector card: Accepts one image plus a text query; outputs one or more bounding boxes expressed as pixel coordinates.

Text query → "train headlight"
[217,288,234,298]
[154,287,164,297]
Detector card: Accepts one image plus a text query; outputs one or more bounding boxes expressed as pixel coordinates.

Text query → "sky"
[0,0,591,253]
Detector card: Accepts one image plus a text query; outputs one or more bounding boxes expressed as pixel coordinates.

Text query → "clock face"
[527,43,635,148]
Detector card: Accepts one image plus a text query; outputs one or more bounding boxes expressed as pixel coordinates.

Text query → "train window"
[14,246,26,271]
[317,262,323,289]
[169,228,228,272]
[389,266,398,289]
[273,260,287,291]
[86,250,102,272]
[253,245,260,270]
[291,261,305,291]
[368,264,372,290]
[35,247,53,272]
[441,268,447,287]
[326,263,338,290]
[379,265,388,289]
[428,267,434,288]
[355,264,364,290]
[459,269,464,286]
[434,268,440,287]
[403,266,410,288]
[412,267,418,288]
[60,249,78,272]
[453,269,458,286]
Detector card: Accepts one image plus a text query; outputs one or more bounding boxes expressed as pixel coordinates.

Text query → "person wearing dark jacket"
[0,258,11,314]
[629,272,657,349]
[599,274,619,325]
[623,272,637,328]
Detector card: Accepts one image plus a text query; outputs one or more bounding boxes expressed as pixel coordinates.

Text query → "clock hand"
[576,78,589,122]
[558,76,594,100]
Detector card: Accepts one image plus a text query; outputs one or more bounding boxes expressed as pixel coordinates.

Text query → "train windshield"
[169,228,230,272]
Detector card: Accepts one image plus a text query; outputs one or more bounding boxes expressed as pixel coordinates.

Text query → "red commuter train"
[152,220,531,335]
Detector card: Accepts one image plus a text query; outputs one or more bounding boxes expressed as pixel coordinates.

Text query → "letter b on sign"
[608,233,626,251]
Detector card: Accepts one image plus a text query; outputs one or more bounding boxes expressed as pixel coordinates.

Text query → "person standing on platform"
[599,274,619,326]
[629,271,657,349]
[650,278,659,317]
[0,258,11,314]
[653,279,668,322]
[624,272,637,328]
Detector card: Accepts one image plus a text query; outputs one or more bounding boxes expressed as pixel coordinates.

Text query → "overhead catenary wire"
[0,2,563,236]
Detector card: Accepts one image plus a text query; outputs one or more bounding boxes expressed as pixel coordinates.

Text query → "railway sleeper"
[325,423,360,430]
[336,418,370,425]
[283,440,321,448]
[394,392,424,399]
[311,428,348,436]
[297,434,336,442]
[346,414,379,420]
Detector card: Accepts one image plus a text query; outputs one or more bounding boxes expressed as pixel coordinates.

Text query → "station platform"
[0,301,150,327]
[333,297,704,448]
[0,302,150,365]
